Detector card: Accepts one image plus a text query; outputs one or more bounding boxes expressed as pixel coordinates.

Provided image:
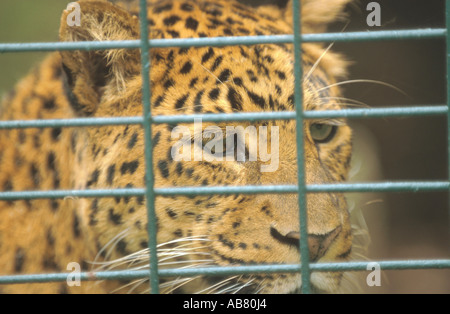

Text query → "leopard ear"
[59,0,141,115]
[285,0,352,33]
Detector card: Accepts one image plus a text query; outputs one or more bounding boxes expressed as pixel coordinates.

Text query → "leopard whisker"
[91,228,131,268]
[92,248,211,271]
[215,282,242,294]
[317,79,408,97]
[156,235,211,247]
[215,276,256,294]
[254,279,268,294]
[319,96,370,108]
[218,276,256,294]
[110,277,148,294]
[160,276,201,294]
[93,236,211,270]
[158,251,211,263]
[90,248,148,270]
[195,275,239,294]
[195,59,226,87]
[159,259,217,293]
[158,247,210,255]
[91,257,147,272]
[303,42,335,82]
[159,259,214,267]
[158,243,211,254]
[231,279,256,294]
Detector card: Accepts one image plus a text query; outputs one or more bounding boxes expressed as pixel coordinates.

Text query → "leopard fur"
[0,0,353,293]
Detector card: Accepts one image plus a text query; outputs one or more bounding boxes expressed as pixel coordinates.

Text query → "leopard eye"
[309,123,337,144]
[201,131,247,161]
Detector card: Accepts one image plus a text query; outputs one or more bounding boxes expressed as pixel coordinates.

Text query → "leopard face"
[0,0,353,294]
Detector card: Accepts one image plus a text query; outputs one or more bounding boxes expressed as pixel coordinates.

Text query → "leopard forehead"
[90,0,346,117]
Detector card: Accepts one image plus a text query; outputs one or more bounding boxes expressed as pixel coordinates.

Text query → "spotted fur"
[0,0,353,293]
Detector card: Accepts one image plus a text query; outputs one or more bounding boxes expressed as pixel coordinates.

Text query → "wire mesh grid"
[0,0,449,294]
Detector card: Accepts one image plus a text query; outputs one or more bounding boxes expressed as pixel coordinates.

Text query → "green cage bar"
[447,0,450,233]
[0,28,446,53]
[138,0,160,294]
[0,105,448,130]
[0,1,449,294]
[1,259,450,285]
[292,0,311,294]
[0,181,448,201]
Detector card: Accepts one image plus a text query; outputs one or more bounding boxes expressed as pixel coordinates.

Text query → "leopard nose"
[271,226,342,262]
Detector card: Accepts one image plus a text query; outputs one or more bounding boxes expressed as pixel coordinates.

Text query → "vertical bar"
[292,0,311,293]
[446,0,450,237]
[139,0,159,294]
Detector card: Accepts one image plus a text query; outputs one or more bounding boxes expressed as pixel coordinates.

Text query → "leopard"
[0,0,354,294]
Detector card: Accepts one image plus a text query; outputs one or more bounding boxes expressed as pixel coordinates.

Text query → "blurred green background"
[0,0,448,293]
[0,0,71,97]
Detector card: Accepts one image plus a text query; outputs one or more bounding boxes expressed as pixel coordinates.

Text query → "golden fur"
[0,0,353,293]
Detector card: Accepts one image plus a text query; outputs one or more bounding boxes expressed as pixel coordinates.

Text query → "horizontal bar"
[310,28,446,42]
[0,188,145,200]
[310,260,450,272]
[0,113,295,129]
[307,181,450,193]
[156,182,450,196]
[0,29,445,53]
[163,259,450,276]
[0,182,448,200]
[0,117,143,129]
[0,40,142,53]
[0,106,447,129]
[153,106,448,123]
[0,270,150,285]
[303,106,448,119]
[152,111,296,124]
[1,259,449,285]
